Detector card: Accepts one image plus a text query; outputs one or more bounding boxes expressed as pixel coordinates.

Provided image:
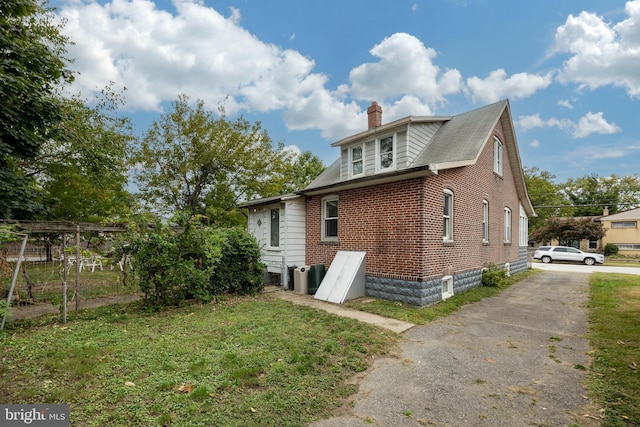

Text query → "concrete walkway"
[270,288,415,334]
[301,271,598,427]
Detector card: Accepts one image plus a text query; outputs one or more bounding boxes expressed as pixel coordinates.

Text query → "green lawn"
[0,296,397,426]
[588,273,640,426]
[2,268,638,426]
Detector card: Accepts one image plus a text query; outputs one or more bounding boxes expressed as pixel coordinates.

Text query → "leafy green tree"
[530,216,605,246]
[0,0,74,219]
[279,150,326,193]
[560,173,640,217]
[22,88,136,222]
[524,167,572,231]
[133,94,294,225]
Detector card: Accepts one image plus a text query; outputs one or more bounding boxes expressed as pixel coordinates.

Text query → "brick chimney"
[367,101,382,129]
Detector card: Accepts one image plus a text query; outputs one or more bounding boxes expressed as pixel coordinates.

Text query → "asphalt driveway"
[313,271,599,426]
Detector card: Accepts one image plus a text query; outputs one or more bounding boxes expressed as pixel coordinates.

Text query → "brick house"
[243,100,535,306]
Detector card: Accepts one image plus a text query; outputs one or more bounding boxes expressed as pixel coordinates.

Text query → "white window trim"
[349,143,365,178]
[442,275,454,300]
[494,137,503,176]
[443,190,454,242]
[268,206,281,250]
[321,195,339,241]
[375,133,397,172]
[482,200,489,243]
[504,207,512,243]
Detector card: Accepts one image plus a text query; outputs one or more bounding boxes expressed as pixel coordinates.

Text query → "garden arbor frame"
[1,222,126,329]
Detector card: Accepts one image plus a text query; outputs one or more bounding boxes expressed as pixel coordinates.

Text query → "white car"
[533,246,604,265]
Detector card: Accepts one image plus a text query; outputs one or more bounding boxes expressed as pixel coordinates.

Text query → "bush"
[209,228,265,296]
[128,224,264,308]
[604,243,619,256]
[482,263,508,287]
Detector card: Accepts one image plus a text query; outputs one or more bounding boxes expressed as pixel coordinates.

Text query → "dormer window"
[377,134,395,171]
[349,144,364,177]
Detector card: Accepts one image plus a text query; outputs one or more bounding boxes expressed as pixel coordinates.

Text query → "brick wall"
[306,121,523,283]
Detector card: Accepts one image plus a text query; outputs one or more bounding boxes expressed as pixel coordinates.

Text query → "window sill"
[266,247,282,252]
[320,240,340,245]
[443,240,455,247]
[503,242,512,246]
[482,241,490,246]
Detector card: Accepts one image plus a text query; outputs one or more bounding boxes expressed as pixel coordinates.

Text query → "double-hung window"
[350,145,364,177]
[504,207,512,243]
[443,190,453,241]
[482,200,489,242]
[494,137,503,175]
[322,196,339,240]
[378,135,395,170]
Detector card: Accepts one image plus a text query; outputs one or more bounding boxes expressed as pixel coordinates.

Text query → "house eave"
[298,165,436,196]
[331,115,452,148]
[238,193,302,208]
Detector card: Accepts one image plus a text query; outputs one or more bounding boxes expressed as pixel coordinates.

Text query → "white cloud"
[517,114,573,132]
[349,33,462,107]
[530,139,540,148]
[553,0,640,97]
[518,112,619,138]
[558,99,573,109]
[572,111,621,138]
[55,3,464,140]
[466,69,553,103]
[56,0,327,116]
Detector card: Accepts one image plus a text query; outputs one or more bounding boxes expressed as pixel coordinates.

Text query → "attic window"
[493,137,503,176]
[377,135,395,170]
[350,144,364,177]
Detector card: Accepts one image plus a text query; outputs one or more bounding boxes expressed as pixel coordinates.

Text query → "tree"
[133,95,293,225]
[560,173,640,217]
[278,150,326,194]
[524,167,572,231]
[24,88,136,222]
[0,0,74,219]
[530,216,605,247]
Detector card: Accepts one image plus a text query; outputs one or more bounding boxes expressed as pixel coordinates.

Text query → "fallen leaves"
[177,383,194,393]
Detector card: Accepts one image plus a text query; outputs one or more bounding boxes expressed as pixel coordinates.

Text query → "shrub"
[127,224,264,308]
[604,243,619,256]
[209,228,265,296]
[481,263,508,287]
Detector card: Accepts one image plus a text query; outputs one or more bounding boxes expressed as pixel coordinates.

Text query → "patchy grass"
[345,269,539,325]
[0,295,397,426]
[588,273,640,426]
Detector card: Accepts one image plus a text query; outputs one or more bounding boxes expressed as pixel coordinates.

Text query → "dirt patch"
[7,293,142,320]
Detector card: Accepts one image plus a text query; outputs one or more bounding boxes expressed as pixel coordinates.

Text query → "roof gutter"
[298,164,436,196]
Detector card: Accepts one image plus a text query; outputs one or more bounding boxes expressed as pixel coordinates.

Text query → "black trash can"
[287,265,297,291]
[308,264,326,295]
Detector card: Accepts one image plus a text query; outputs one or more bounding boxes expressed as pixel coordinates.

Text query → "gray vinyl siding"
[339,123,442,180]
[407,122,441,163]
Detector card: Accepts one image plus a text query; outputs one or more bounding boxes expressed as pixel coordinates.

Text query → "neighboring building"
[539,216,604,252]
[601,207,640,256]
[243,100,535,306]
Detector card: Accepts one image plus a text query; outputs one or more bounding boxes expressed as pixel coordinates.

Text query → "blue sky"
[50,0,640,183]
